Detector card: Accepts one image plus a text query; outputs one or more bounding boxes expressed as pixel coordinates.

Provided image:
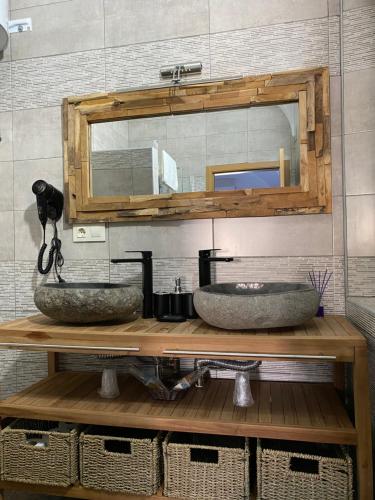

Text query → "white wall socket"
[72,223,106,242]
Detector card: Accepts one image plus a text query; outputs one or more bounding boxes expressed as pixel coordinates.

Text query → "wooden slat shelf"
[0,371,356,445]
[0,481,171,499]
[0,314,365,361]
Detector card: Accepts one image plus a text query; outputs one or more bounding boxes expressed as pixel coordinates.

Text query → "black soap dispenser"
[171,277,198,320]
[157,277,186,322]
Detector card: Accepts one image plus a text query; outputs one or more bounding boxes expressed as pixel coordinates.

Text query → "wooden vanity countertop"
[0,314,365,362]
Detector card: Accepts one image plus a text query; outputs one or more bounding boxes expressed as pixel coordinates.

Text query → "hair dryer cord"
[37,222,65,282]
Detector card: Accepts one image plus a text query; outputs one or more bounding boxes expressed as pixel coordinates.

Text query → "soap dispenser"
[171,277,184,315]
[171,277,198,319]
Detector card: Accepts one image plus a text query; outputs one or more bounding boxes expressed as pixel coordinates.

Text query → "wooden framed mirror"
[63,67,331,223]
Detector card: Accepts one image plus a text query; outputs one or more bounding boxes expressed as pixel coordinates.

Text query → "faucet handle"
[199,248,221,257]
[125,250,152,259]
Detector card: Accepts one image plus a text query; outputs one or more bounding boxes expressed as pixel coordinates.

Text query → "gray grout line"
[345,193,375,198]
[344,129,375,135]
[10,0,73,13]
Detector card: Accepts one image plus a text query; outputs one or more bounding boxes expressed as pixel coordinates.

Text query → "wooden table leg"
[334,362,345,393]
[353,346,373,499]
[48,352,58,376]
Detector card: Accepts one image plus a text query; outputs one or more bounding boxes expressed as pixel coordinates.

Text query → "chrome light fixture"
[160,61,202,84]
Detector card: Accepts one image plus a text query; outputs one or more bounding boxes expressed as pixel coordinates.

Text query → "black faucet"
[111,251,153,318]
[198,249,234,287]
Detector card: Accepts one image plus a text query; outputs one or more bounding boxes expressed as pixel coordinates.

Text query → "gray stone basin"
[34,282,143,324]
[193,282,320,330]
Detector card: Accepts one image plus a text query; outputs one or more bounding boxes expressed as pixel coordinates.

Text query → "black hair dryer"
[32,180,65,281]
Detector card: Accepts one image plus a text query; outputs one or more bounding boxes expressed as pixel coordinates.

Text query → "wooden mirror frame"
[63,67,331,223]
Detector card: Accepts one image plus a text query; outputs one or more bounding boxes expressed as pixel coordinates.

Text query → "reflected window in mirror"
[90,102,300,197]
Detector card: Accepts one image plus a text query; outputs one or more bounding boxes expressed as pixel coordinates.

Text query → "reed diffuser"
[308,269,333,317]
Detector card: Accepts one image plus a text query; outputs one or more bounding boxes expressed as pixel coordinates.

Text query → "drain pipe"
[195,359,261,407]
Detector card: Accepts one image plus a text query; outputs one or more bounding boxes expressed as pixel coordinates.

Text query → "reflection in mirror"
[90,103,299,197]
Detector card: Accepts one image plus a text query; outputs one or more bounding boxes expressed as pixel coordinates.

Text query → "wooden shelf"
[0,481,170,499]
[0,371,356,445]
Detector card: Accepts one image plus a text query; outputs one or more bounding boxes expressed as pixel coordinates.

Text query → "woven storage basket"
[0,419,79,487]
[257,439,353,500]
[80,425,163,495]
[163,432,250,500]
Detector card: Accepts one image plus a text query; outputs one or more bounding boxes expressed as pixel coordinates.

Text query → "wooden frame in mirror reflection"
[63,67,331,222]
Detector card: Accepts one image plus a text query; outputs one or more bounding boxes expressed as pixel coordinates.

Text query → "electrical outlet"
[73,224,106,242]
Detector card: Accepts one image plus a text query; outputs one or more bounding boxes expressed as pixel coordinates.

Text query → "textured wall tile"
[104,0,209,47]
[16,351,48,392]
[345,131,375,195]
[213,215,333,257]
[0,263,15,311]
[10,0,104,60]
[346,194,375,256]
[0,162,13,211]
[209,0,328,33]
[210,18,330,78]
[344,5,375,72]
[13,107,62,160]
[105,36,210,91]
[348,257,375,295]
[0,350,17,399]
[344,67,375,133]
[12,49,106,110]
[0,63,12,113]
[329,16,341,76]
[109,220,213,259]
[58,355,333,384]
[0,112,13,161]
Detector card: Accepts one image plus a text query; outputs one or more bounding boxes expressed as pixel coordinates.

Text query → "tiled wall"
[343,0,375,293]
[0,0,345,400]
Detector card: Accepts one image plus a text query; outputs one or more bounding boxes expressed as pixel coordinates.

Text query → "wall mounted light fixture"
[160,62,202,84]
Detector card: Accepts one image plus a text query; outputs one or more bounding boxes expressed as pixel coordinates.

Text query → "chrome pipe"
[196,359,261,372]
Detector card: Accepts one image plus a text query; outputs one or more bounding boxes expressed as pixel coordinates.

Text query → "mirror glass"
[90,103,300,197]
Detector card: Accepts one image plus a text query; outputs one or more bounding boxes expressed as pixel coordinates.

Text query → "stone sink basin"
[193,282,320,330]
[34,283,143,324]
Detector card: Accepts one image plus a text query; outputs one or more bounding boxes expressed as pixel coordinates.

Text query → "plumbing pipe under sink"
[195,359,261,407]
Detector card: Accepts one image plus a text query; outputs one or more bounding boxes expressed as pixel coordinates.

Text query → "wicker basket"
[0,419,79,487]
[257,439,353,500]
[80,425,163,495]
[163,432,250,500]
